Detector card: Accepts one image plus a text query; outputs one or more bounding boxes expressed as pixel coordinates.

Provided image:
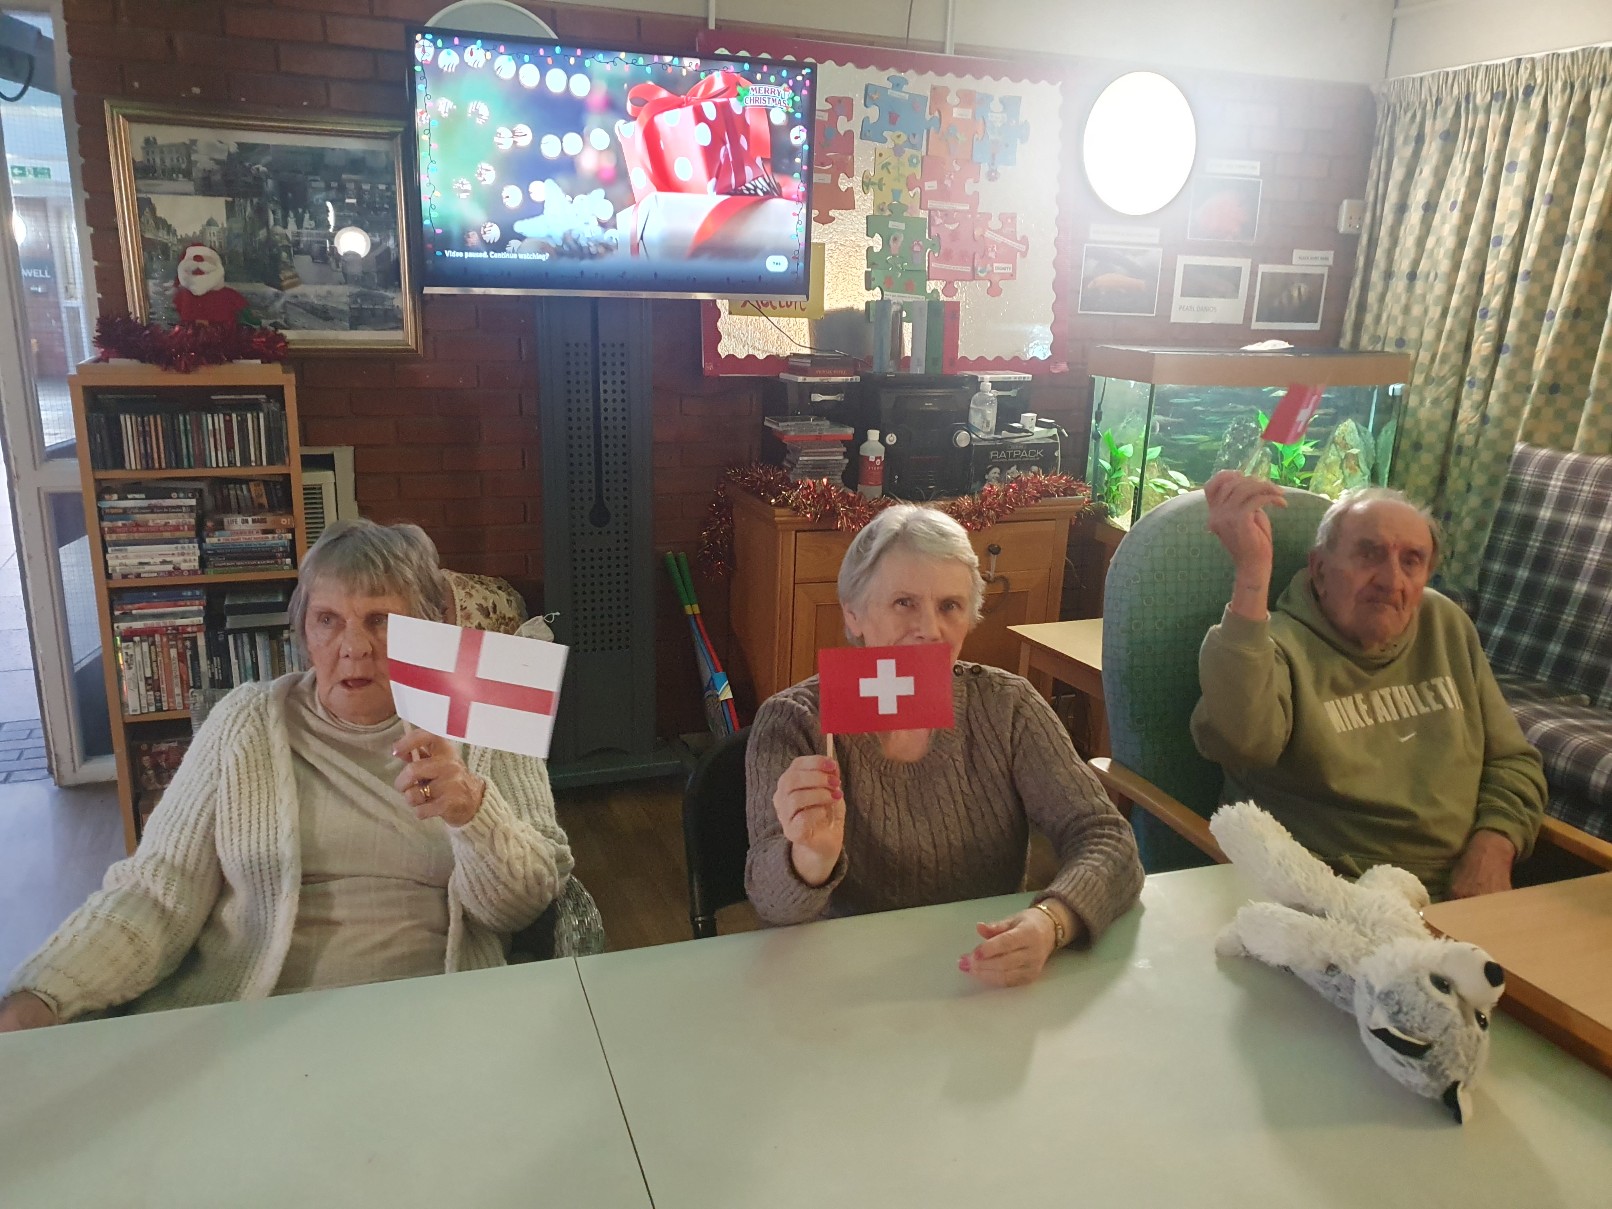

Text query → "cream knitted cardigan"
[8,675,573,1022]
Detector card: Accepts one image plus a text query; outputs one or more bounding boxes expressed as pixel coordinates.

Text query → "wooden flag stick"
[824,731,835,763]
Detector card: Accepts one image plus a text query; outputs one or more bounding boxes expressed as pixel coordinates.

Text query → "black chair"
[682,727,751,938]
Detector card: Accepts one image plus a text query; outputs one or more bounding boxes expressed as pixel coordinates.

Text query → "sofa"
[1465,443,1612,841]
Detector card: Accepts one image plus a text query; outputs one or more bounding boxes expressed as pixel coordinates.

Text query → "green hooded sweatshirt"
[1191,569,1547,897]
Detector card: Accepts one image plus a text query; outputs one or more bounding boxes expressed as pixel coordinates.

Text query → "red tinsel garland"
[697,464,1096,577]
[94,316,291,374]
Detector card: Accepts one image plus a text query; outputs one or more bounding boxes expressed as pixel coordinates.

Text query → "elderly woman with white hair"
[0,520,571,1031]
[745,505,1143,988]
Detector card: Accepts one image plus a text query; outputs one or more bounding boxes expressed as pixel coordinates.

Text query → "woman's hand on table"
[773,755,845,887]
[959,901,1080,988]
[0,990,58,1032]
[393,727,486,827]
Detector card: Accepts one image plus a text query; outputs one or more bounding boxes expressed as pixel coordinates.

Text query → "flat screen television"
[410,27,817,299]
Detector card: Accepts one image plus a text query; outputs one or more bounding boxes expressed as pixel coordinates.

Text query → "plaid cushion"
[1493,671,1591,707]
[1511,700,1612,809]
[1474,444,1612,710]
[1546,794,1612,842]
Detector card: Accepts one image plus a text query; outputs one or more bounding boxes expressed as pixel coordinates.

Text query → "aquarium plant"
[1256,411,1317,488]
[1096,429,1140,517]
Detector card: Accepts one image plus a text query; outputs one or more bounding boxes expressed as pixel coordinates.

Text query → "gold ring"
[420,781,432,802]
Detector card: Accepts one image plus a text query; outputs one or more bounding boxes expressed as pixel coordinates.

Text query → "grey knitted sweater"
[744,663,1143,943]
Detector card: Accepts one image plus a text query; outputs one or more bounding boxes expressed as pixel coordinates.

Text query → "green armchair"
[1091,488,1612,879]
[1093,488,1328,872]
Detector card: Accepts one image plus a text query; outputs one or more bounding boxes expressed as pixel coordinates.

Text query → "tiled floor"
[0,719,47,784]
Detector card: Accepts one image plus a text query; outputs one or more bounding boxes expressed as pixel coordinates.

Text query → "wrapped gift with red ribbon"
[620,191,805,260]
[615,71,775,202]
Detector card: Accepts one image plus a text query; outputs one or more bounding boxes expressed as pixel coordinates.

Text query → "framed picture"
[1171,255,1250,324]
[1077,243,1162,317]
[1187,174,1262,243]
[107,101,419,354]
[1251,265,1328,331]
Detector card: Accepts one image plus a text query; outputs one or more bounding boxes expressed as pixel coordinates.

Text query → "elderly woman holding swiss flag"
[0,521,571,1032]
[745,505,1144,987]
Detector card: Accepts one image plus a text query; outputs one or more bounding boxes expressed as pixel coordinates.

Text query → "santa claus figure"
[173,243,250,326]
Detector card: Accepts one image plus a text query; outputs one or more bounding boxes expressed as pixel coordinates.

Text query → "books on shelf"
[203,514,295,573]
[112,583,306,716]
[98,483,202,580]
[222,585,292,631]
[202,480,295,572]
[213,586,303,689]
[112,586,206,715]
[97,480,300,580]
[86,391,289,471]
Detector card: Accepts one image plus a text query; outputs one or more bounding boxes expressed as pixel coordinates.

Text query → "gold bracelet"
[1031,900,1067,949]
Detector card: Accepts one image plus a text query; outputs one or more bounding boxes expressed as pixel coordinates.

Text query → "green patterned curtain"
[1343,47,1612,588]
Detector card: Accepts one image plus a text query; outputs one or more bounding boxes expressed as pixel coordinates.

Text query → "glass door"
[0,4,110,783]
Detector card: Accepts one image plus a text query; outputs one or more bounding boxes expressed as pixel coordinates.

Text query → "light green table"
[0,957,650,1209]
[578,864,1612,1209]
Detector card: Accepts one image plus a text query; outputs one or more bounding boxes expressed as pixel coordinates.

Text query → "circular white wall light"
[427,1,555,37]
[10,212,25,245]
[333,225,372,258]
[1082,72,1196,216]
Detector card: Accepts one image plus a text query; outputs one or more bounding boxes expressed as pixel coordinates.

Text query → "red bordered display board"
[696,33,1071,377]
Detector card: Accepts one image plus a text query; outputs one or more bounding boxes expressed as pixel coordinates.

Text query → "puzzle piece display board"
[698,33,1066,375]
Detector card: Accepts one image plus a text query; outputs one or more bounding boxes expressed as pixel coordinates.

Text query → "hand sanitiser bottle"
[858,429,885,499]
[968,377,999,436]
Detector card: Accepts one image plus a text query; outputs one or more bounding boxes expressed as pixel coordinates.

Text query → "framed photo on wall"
[1251,264,1328,331]
[1187,174,1262,243]
[1077,243,1162,317]
[107,102,420,354]
[1171,255,1250,324]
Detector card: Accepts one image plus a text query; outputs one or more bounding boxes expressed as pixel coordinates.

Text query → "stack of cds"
[765,416,855,482]
[202,511,295,572]
[98,485,202,580]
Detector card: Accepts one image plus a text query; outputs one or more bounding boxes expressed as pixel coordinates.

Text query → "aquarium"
[1087,346,1412,529]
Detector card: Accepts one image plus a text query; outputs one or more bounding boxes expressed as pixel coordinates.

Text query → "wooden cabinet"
[729,488,1084,702]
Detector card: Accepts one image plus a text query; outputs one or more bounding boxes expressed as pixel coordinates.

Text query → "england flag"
[386,615,568,759]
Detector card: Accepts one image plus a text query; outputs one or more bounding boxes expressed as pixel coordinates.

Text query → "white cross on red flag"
[1261,383,1326,445]
[386,614,569,759]
[817,642,955,735]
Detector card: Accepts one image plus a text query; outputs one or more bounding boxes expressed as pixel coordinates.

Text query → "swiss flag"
[817,642,956,735]
[1261,383,1326,445]
[386,615,569,759]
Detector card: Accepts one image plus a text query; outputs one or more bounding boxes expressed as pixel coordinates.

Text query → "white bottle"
[968,378,999,436]
[858,429,885,499]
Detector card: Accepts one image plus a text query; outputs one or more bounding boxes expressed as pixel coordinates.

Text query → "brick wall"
[60,0,1373,732]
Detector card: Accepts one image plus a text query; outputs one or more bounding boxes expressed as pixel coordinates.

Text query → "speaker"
[535,297,663,771]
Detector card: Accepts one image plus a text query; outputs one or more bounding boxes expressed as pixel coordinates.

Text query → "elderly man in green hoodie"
[1190,470,1547,900]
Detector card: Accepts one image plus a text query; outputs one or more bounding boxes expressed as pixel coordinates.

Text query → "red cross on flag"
[817,642,956,735]
[386,615,568,759]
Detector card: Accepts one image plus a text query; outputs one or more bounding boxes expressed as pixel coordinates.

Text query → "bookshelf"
[70,362,308,852]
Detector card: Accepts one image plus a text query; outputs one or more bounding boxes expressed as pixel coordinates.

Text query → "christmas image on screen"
[412,28,816,297]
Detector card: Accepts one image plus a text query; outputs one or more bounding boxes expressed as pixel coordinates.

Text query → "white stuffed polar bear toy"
[1209,801,1506,1124]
